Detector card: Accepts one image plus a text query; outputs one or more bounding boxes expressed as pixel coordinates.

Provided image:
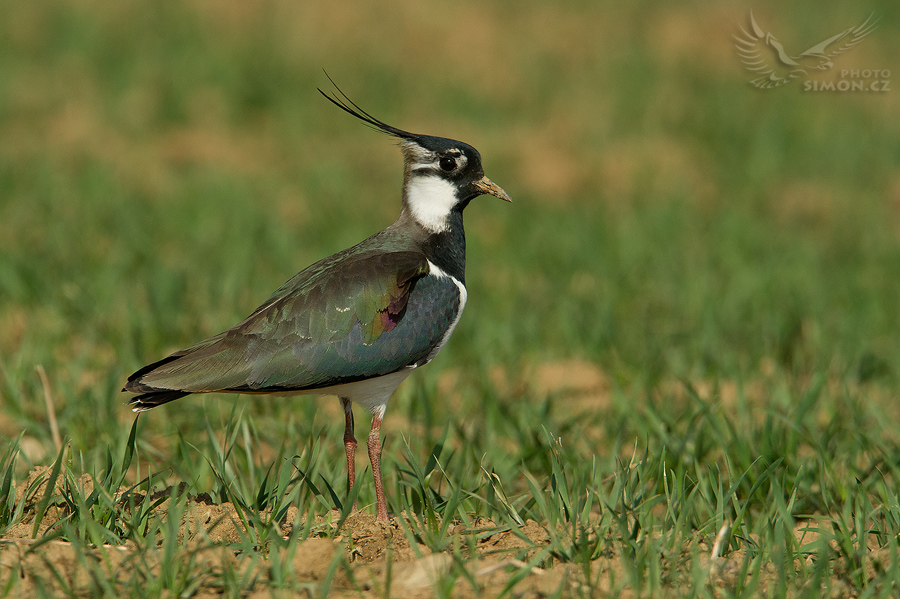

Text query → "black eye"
[439,157,457,172]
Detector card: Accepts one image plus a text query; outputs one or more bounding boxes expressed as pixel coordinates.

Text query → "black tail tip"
[126,390,190,412]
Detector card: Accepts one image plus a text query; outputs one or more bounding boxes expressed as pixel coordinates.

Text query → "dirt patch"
[0,467,565,598]
[1,467,885,597]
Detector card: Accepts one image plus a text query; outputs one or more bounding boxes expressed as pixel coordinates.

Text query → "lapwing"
[124,84,511,521]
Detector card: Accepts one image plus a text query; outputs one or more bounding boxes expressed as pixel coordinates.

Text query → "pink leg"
[366,414,389,521]
[341,398,357,503]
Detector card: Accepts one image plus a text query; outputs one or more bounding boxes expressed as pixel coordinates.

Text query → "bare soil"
[0,362,873,597]
[3,465,859,598]
[0,466,578,598]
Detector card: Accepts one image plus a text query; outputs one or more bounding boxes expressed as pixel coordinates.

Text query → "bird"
[734,11,878,88]
[123,83,511,521]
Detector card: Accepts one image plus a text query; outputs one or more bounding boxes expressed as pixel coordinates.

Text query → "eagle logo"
[734,12,879,89]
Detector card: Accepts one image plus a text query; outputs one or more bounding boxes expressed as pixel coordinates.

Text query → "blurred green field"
[2,0,900,596]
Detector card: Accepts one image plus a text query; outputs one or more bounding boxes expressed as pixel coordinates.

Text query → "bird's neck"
[421,210,467,284]
[394,207,467,285]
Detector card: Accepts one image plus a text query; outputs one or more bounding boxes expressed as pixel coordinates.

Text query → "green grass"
[2,0,900,596]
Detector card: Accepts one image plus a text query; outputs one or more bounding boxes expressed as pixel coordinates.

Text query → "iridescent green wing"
[127,250,460,394]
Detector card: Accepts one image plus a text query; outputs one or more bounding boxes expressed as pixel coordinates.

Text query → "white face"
[401,141,470,233]
[405,173,459,233]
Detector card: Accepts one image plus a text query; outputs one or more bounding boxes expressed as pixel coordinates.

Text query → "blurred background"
[1,0,899,481]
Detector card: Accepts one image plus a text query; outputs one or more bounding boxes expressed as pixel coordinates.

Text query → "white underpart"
[240,367,413,419]
[406,174,459,233]
[308,369,414,419]
[423,260,468,363]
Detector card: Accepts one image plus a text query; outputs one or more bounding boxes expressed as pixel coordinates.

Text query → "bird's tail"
[126,390,191,412]
[124,354,192,411]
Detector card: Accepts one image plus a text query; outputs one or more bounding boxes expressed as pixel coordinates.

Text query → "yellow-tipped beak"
[473,175,512,202]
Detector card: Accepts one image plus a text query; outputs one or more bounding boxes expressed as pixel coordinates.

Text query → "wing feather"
[125,249,461,399]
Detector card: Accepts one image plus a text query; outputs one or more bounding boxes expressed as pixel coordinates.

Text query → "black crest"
[318,74,420,143]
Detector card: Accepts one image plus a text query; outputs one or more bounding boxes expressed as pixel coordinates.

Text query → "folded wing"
[126,250,461,403]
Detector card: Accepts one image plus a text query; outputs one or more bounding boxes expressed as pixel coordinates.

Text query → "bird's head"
[319,82,510,233]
